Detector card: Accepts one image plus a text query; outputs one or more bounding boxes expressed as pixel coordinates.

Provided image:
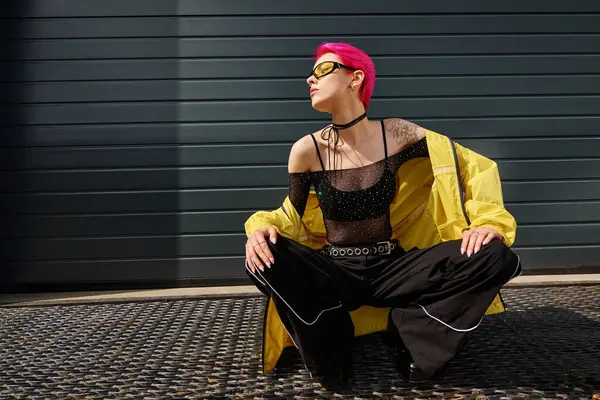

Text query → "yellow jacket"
[245,129,517,373]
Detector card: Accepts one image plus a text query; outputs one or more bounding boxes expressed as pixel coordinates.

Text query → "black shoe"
[383,330,435,382]
[390,342,433,382]
[402,361,435,383]
[313,357,353,390]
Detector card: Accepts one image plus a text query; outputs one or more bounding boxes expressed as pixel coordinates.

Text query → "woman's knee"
[486,240,521,280]
[266,235,310,263]
[265,234,290,254]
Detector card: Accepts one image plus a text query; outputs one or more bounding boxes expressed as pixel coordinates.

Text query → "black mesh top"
[288,121,429,246]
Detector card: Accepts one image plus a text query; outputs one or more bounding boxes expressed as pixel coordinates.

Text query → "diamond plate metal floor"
[1,285,599,399]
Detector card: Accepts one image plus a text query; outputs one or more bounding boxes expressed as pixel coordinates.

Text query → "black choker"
[331,112,367,130]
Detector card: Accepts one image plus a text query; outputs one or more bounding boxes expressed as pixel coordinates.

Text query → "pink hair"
[315,42,376,109]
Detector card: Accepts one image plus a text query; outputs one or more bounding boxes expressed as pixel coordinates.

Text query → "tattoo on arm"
[386,118,419,148]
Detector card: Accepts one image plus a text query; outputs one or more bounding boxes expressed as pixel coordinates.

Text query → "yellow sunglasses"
[310,61,357,80]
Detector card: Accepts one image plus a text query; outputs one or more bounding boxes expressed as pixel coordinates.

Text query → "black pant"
[247,236,521,377]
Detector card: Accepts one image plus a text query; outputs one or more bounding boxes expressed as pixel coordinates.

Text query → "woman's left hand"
[461,227,503,257]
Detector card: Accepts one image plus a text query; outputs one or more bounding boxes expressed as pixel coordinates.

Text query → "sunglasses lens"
[313,62,335,78]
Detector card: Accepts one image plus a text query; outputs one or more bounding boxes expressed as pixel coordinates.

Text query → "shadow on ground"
[273,306,600,398]
[0,286,598,399]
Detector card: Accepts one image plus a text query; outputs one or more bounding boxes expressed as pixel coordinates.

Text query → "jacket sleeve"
[455,142,517,246]
[244,197,299,240]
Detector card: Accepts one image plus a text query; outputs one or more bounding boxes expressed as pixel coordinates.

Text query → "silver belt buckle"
[376,241,393,255]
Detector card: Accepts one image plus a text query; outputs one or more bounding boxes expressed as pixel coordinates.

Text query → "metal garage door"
[2,1,600,290]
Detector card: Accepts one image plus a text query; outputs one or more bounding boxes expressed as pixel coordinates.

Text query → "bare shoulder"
[288,133,319,173]
[382,118,427,153]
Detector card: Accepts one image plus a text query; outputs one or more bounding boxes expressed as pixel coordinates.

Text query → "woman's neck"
[331,111,371,145]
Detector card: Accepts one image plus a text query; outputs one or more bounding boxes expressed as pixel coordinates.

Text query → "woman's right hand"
[245,227,278,273]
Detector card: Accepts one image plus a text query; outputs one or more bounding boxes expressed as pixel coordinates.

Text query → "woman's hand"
[245,227,278,273]
[461,227,503,257]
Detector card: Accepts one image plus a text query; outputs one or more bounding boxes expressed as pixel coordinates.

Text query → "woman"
[244,42,521,389]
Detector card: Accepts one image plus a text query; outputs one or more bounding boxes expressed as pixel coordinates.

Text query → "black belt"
[320,240,400,258]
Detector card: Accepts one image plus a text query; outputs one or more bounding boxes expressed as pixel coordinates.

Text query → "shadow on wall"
[1,1,30,291]
[0,3,204,293]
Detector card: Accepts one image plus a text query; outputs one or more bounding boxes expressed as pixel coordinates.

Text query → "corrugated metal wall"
[2,1,600,290]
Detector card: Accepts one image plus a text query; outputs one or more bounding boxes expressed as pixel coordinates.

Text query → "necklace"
[320,112,367,173]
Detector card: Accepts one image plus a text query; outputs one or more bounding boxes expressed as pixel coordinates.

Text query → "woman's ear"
[352,70,365,89]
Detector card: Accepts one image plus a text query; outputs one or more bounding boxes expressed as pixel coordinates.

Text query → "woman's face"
[306,53,358,113]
